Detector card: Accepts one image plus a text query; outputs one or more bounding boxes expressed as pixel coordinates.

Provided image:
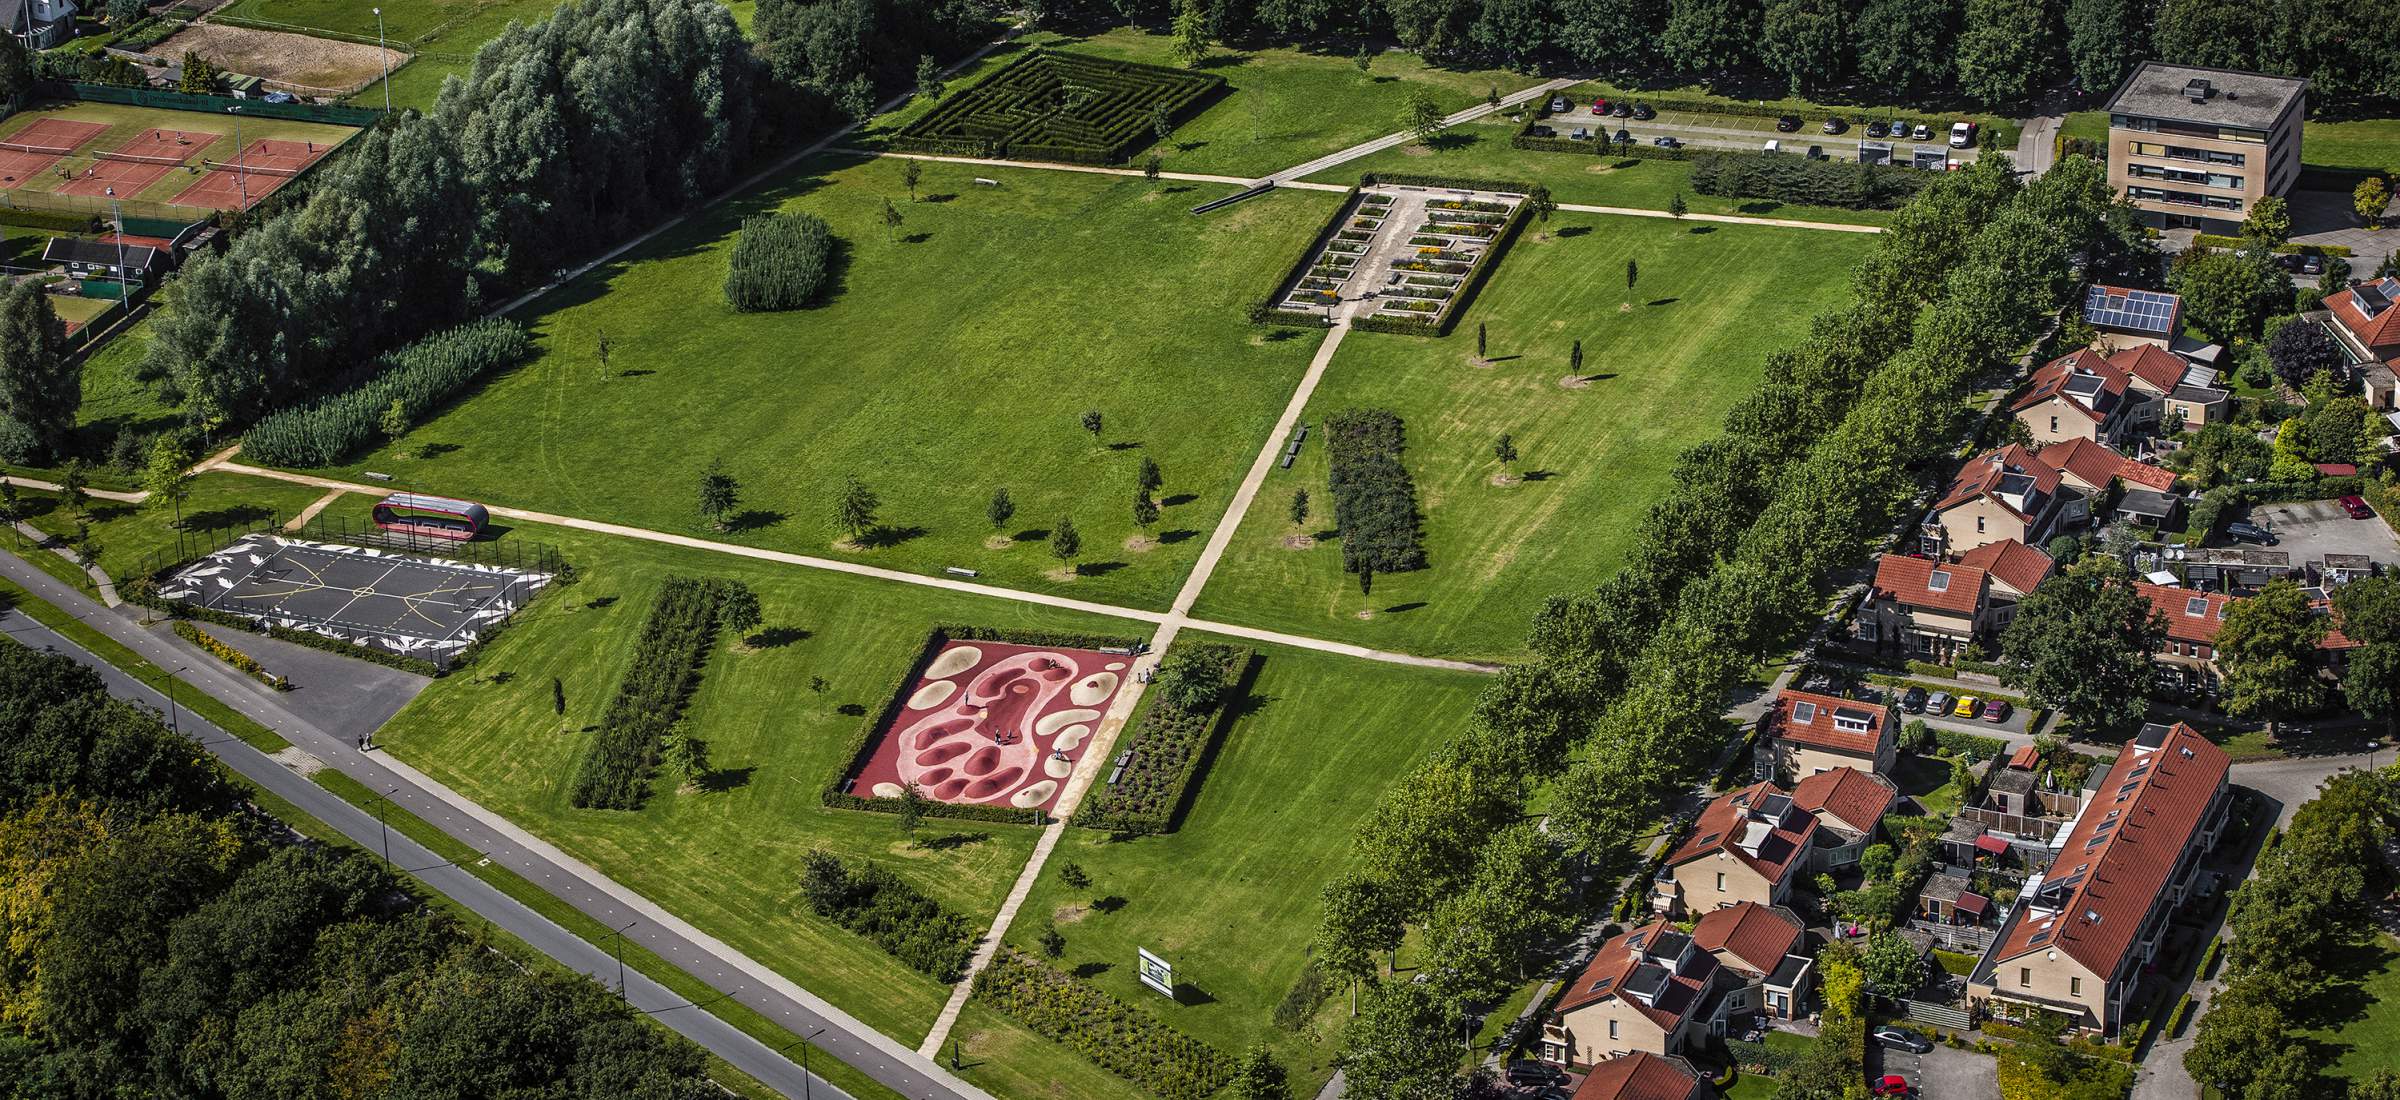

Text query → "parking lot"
[2240,498,2399,570]
[1870,1037,2001,1100]
[1531,94,1984,166]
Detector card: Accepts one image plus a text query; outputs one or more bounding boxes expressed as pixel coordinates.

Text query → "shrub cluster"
[972,947,1233,1100]
[172,620,286,690]
[1070,643,1249,835]
[894,48,1220,166]
[240,319,530,467]
[1271,961,1332,1032]
[1929,727,2008,762]
[1688,152,1928,210]
[822,625,1142,823]
[569,576,731,809]
[1324,408,1425,577]
[724,211,836,312]
[798,848,976,979]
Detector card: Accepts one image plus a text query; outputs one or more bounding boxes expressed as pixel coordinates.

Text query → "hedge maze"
[892,48,1224,166]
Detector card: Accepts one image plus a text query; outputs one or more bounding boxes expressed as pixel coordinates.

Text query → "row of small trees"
[568,575,752,808]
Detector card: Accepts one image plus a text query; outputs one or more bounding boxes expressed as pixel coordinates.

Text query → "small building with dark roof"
[2112,488,2180,527]
[41,236,163,284]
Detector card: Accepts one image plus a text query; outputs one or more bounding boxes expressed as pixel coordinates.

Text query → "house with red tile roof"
[1691,902,1814,1021]
[2132,582,2234,692]
[2015,351,2136,447]
[1655,783,1818,916]
[1925,447,2078,557]
[2324,278,2400,413]
[2100,343,2232,429]
[1792,766,1899,870]
[2031,438,2178,496]
[1968,723,2231,1034]
[1761,690,1897,781]
[1569,1051,1714,1100]
[1543,921,1733,1066]
[1857,543,2055,662]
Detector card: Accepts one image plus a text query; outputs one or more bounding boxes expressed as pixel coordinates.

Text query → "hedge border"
[1349,173,1534,337]
[1067,644,1256,835]
[1252,185,1361,326]
[2191,233,2353,258]
[820,623,1145,825]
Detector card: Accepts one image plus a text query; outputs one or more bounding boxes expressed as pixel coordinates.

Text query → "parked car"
[1822,116,1848,134]
[1806,145,1826,159]
[262,90,298,105]
[2226,521,2279,545]
[1548,94,1570,113]
[1926,691,1954,716]
[1911,122,1933,140]
[1872,1075,1914,1097]
[2302,252,2325,275]
[1615,128,1634,145]
[2275,252,2307,273]
[1889,119,1910,137]
[1652,135,1683,149]
[1873,1027,1935,1054]
[1776,114,1802,132]
[1530,124,1559,137]
[1866,120,1890,138]
[1982,699,2012,723]
[1901,686,1927,713]
[1592,97,1610,115]
[1952,695,1980,718]
[1764,139,1782,154]
[1631,102,1655,120]
[1505,1061,1568,1087]
[2342,495,2375,519]
[1612,101,1634,117]
[1949,120,1975,147]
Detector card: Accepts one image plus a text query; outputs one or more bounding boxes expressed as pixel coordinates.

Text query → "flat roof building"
[2103,62,2307,232]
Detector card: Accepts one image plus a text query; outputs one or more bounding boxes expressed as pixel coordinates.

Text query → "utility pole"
[373,8,390,112]
[374,788,393,862]
[226,106,249,210]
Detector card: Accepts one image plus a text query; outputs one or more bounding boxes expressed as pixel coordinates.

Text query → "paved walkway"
[284,486,350,531]
[10,519,119,605]
[2015,115,2061,176]
[1266,78,1575,183]
[0,547,997,1100]
[0,474,145,504]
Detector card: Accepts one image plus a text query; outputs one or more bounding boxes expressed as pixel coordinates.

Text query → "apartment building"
[2104,62,2307,232]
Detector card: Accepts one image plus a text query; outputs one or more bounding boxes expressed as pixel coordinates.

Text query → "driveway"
[2240,499,2400,569]
[1871,1038,2000,1100]
[1534,107,1979,166]
[2290,187,2398,277]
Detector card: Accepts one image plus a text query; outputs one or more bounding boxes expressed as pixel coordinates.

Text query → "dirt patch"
[1465,354,1496,370]
[269,746,326,776]
[1354,609,1375,620]
[1045,567,1078,583]
[1123,535,1158,553]
[1489,473,1521,487]
[1281,534,1317,550]
[151,23,404,93]
[1585,162,1625,175]
[1401,144,1433,157]
[1053,903,1092,924]
[1559,374,1592,389]
[983,534,1015,550]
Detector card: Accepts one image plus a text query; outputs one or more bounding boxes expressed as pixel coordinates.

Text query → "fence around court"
[135,511,567,582]
[1,187,214,225]
[34,81,387,127]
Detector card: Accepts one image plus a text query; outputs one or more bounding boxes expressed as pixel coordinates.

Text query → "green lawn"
[1191,213,1872,661]
[353,501,1151,1044]
[0,313,188,491]
[287,154,1333,613]
[2308,932,2400,1081]
[2,224,61,267]
[7,472,332,593]
[2299,117,2400,175]
[219,0,568,111]
[858,27,1541,179]
[1302,115,1895,226]
[992,634,1487,1095]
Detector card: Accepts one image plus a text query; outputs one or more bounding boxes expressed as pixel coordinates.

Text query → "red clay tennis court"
[54,128,219,199]
[0,118,107,186]
[170,138,332,210]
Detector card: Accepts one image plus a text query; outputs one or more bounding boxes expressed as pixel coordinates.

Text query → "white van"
[1949,121,1975,148]
[1763,139,1781,154]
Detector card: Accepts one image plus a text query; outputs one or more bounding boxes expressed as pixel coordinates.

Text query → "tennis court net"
[0,141,75,157]
[203,159,302,178]
[96,150,189,168]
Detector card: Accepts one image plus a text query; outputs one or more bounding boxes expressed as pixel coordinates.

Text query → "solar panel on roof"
[2359,284,2391,316]
[2085,285,2180,335]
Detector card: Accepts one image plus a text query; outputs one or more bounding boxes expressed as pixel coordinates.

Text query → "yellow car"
[1953,695,1979,718]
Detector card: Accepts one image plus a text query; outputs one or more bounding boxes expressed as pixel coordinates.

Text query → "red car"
[1592,98,1609,115]
[1982,699,2012,723]
[1872,1076,1913,1097]
[2341,495,2375,520]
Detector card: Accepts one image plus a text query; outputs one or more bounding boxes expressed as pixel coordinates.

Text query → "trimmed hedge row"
[799,849,976,980]
[2193,234,2352,258]
[2168,994,2199,1038]
[1251,185,1361,326]
[724,211,835,312]
[1070,643,1252,835]
[1324,408,1426,577]
[1358,171,1532,193]
[0,208,100,233]
[127,578,444,678]
[1689,152,1927,210]
[821,624,1144,824]
[173,620,288,690]
[894,48,1221,166]
[1931,727,2009,762]
[568,576,729,810]
[972,947,1234,1100]
[241,319,531,467]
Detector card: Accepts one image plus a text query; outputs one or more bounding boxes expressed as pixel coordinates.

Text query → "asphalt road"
[0,551,996,1100]
[0,598,852,1100]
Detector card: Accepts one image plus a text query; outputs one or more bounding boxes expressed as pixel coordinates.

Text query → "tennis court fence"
[134,512,566,581]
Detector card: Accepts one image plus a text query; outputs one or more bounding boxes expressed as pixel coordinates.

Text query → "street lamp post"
[373,8,390,112]
[605,920,636,995]
[148,664,190,736]
[777,1026,828,1100]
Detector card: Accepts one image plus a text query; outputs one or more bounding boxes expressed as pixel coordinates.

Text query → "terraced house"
[1857,540,2054,661]
[1923,446,2076,556]
[1968,723,2232,1033]
[2104,62,2307,232]
[1543,921,1731,1065]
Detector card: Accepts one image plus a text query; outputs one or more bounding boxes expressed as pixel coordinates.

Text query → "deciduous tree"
[988,486,1015,532]
[1049,515,1081,567]
[834,475,880,542]
[1954,0,2051,106]
[0,282,74,466]
[698,459,740,531]
[1999,561,2165,733]
[1401,90,1443,145]
[141,438,194,531]
[2215,578,2329,735]
[1339,980,1462,1100]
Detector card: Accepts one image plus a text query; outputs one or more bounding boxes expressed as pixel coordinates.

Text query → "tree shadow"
[1646,297,1680,307]
[1106,440,1143,451]
[1382,601,1427,613]
[1091,895,1127,913]
[914,831,991,851]
[617,369,656,378]
[1687,226,1717,235]
[1521,469,1556,482]
[1175,140,1209,153]
[183,503,272,529]
[1577,373,1618,383]
[700,766,755,792]
[1483,354,1522,363]
[1161,494,1198,507]
[1161,185,1195,195]
[416,441,461,458]
[1737,200,1785,215]
[836,703,867,717]
[584,595,618,610]
[725,509,786,533]
[1556,225,1593,238]
[1423,131,1477,153]
[923,193,957,204]
[1171,981,1216,1006]
[857,524,929,549]
[1194,52,1252,70]
[1157,528,1200,545]
[748,625,813,648]
[1076,560,1128,578]
[1073,961,1114,979]
[1012,527,1051,543]
[1264,328,1304,341]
